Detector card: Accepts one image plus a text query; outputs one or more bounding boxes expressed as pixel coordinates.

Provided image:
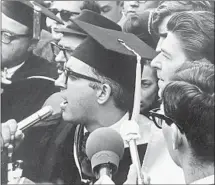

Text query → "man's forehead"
[158,15,172,36]
[66,56,92,72]
[51,1,82,12]
[59,34,85,50]
[161,32,182,55]
[97,1,116,7]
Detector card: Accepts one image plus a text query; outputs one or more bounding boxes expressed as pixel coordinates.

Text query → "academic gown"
[1,53,59,122]
[12,121,147,185]
[1,53,60,184]
[72,124,148,185]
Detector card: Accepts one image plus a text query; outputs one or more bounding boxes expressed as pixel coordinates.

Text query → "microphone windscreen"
[86,127,124,172]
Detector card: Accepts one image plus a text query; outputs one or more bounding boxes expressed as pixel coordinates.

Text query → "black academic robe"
[9,121,147,185]
[1,53,61,183]
[1,53,59,122]
[70,125,148,185]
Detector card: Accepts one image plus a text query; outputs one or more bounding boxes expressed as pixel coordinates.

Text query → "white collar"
[110,112,130,147]
[110,112,129,133]
[84,113,130,146]
[190,175,214,184]
[2,62,25,79]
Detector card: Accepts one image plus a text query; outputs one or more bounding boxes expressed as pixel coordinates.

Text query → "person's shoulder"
[26,53,58,79]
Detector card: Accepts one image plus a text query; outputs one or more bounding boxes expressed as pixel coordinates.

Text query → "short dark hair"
[167,11,214,64]
[162,64,214,163]
[89,68,134,113]
[80,0,101,14]
[152,1,213,34]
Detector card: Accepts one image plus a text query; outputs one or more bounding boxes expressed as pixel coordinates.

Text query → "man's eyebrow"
[161,48,171,57]
[159,32,167,38]
[58,43,74,51]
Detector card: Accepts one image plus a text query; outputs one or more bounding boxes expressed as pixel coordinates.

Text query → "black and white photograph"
[1,1,214,184]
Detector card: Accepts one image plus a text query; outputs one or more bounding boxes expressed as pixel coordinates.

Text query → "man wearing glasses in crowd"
[44,9,123,111]
[100,63,214,185]
[34,0,101,62]
[1,0,62,122]
[147,64,214,184]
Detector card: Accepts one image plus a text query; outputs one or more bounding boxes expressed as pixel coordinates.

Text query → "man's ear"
[171,124,183,150]
[96,83,112,105]
[27,39,39,51]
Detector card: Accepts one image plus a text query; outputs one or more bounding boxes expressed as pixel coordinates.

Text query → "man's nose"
[55,50,67,63]
[156,37,164,53]
[56,12,62,20]
[151,54,162,69]
[55,73,67,89]
[46,17,57,28]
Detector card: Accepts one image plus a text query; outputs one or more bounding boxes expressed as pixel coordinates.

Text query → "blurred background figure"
[119,1,159,27]
[96,1,124,23]
[140,60,159,117]
[123,10,159,49]
[123,10,160,115]
[46,1,83,38]
[123,1,159,17]
[46,0,101,38]
[34,0,101,63]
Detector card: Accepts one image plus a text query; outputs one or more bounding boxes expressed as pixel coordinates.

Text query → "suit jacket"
[1,53,59,122]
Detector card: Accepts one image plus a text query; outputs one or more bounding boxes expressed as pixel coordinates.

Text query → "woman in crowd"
[123,10,160,116]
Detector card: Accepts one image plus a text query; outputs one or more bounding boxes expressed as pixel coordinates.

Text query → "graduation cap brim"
[54,27,87,37]
[72,20,157,60]
[54,9,121,38]
[2,0,63,30]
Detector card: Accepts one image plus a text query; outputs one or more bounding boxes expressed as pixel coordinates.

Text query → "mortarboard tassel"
[118,39,145,185]
[30,1,42,40]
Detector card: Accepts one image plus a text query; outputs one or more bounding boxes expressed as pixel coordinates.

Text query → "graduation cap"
[55,9,121,37]
[71,21,156,177]
[71,20,156,97]
[2,0,63,40]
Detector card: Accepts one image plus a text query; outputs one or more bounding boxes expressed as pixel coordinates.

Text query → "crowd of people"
[1,1,214,184]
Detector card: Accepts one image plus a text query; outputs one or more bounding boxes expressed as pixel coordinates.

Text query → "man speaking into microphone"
[53,20,156,184]
[1,15,156,185]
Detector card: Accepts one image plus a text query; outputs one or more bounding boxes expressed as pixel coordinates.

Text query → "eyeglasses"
[1,31,31,44]
[51,42,74,71]
[51,42,74,59]
[149,108,183,131]
[63,67,102,85]
[50,8,79,22]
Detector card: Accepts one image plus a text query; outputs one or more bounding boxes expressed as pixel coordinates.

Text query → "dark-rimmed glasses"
[1,31,31,44]
[63,67,102,85]
[149,108,183,132]
[51,42,74,60]
[50,8,79,22]
[51,42,74,71]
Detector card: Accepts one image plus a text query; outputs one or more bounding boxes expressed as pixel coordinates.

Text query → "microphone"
[86,127,124,179]
[17,106,53,131]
